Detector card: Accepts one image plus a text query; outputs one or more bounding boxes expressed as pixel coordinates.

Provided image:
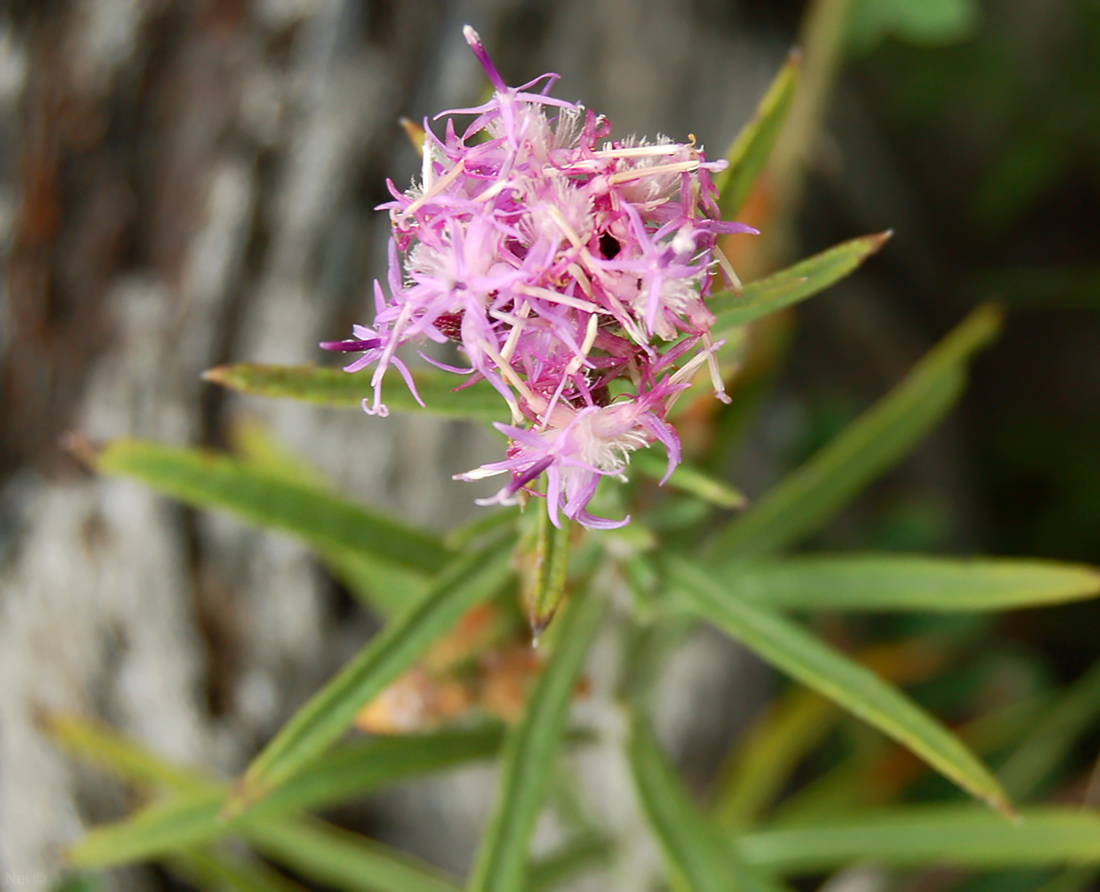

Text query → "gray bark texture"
[0,1,786,887]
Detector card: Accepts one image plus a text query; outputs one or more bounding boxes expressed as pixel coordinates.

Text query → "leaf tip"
[399,117,426,154]
[785,46,803,67]
[201,365,229,385]
[529,612,554,643]
[869,229,894,252]
[985,787,1018,821]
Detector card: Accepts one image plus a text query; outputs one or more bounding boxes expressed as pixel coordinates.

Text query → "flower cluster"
[324,26,755,528]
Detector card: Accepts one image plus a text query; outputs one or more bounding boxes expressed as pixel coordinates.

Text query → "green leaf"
[710,690,834,830]
[204,364,504,423]
[46,714,213,794]
[707,305,1002,560]
[95,440,447,573]
[738,806,1100,873]
[847,0,981,55]
[525,836,614,892]
[228,420,432,618]
[628,712,792,892]
[721,555,1100,612]
[70,793,236,868]
[231,547,513,811]
[166,848,308,892]
[468,592,607,892]
[247,817,461,892]
[709,231,892,335]
[322,545,432,619]
[528,514,571,638]
[668,557,1012,813]
[714,51,801,220]
[631,449,746,509]
[998,657,1100,799]
[66,726,510,868]
[1035,867,1100,892]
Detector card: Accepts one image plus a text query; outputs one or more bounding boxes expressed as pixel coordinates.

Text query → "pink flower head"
[326,26,756,527]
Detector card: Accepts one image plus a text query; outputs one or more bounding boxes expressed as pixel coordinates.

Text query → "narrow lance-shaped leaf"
[525,837,615,892]
[468,591,607,892]
[247,817,461,892]
[631,448,746,509]
[94,440,447,573]
[736,806,1100,873]
[707,304,1002,560]
[528,513,570,638]
[710,690,834,831]
[65,725,508,868]
[1035,867,1100,892]
[165,849,309,892]
[230,547,513,813]
[228,420,431,618]
[45,714,213,794]
[712,637,958,830]
[714,50,801,220]
[668,557,1013,814]
[720,555,1100,613]
[628,711,793,892]
[204,364,504,422]
[998,656,1100,800]
[708,231,892,335]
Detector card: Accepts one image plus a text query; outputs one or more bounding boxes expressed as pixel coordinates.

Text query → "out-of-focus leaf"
[247,818,460,892]
[711,690,834,830]
[737,806,1100,873]
[47,875,100,892]
[969,266,1100,311]
[721,556,1100,613]
[712,637,959,829]
[710,231,891,335]
[46,714,211,794]
[70,794,231,868]
[972,135,1065,233]
[167,848,308,892]
[714,52,801,220]
[770,692,1052,829]
[95,440,448,573]
[1034,867,1100,892]
[668,558,1012,813]
[998,658,1100,799]
[525,836,614,892]
[631,449,746,509]
[467,592,606,892]
[847,0,981,55]
[445,508,520,551]
[707,305,1001,560]
[230,420,431,617]
[628,712,792,892]
[230,547,513,812]
[204,364,503,423]
[65,724,551,867]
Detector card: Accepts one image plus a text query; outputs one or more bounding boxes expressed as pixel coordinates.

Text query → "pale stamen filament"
[500,301,531,362]
[713,244,743,293]
[593,144,685,159]
[399,157,467,221]
[478,336,543,417]
[702,332,730,404]
[607,160,700,186]
[546,205,586,249]
[514,283,606,313]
